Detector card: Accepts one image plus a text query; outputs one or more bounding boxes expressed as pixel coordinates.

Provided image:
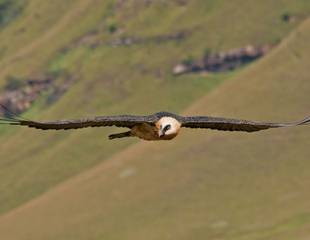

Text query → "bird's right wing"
[0,114,157,130]
[180,115,310,132]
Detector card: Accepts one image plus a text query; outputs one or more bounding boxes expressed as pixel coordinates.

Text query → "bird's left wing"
[180,115,310,132]
[0,114,157,130]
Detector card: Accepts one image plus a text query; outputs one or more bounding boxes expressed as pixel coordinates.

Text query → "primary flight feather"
[0,106,309,141]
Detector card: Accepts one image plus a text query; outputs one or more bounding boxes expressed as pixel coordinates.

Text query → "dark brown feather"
[1,107,309,133]
[0,115,158,130]
[180,116,310,132]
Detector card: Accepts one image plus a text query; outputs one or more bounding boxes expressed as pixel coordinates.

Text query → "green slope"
[0,12,309,240]
[0,1,309,239]
[1,0,308,216]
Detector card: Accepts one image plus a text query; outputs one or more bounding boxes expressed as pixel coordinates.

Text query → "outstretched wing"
[180,115,310,132]
[0,114,157,130]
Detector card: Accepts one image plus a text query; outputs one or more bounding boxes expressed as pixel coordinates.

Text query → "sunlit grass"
[0,1,309,239]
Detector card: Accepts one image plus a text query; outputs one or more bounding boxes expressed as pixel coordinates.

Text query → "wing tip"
[299,116,310,126]
[0,104,26,125]
[0,117,21,124]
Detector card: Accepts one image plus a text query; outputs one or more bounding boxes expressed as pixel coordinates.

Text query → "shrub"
[182,55,194,66]
[281,12,291,22]
[0,0,25,27]
[5,75,25,90]
[108,23,118,33]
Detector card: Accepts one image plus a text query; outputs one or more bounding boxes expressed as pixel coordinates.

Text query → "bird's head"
[156,117,181,139]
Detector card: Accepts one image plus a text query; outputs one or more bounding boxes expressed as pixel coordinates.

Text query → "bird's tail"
[108,131,133,140]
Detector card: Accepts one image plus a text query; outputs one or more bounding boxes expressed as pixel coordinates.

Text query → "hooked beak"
[158,130,164,138]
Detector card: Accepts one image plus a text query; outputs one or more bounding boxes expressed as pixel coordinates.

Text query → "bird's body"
[0,106,309,141]
[132,122,167,141]
[128,117,181,141]
[131,123,160,140]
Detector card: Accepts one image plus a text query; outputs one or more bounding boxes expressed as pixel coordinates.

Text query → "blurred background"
[0,0,309,239]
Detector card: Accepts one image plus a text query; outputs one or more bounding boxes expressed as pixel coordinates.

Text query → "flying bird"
[0,106,309,141]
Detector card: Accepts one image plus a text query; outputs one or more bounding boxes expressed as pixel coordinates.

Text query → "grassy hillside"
[0,16,309,240]
[0,0,309,239]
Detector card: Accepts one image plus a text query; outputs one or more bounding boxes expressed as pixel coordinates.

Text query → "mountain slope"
[1,0,309,217]
[0,16,309,240]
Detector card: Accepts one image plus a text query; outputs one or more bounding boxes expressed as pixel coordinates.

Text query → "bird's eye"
[163,124,171,131]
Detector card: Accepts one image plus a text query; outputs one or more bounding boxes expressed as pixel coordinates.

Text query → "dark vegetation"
[0,0,25,27]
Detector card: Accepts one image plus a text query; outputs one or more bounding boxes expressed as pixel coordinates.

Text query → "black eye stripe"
[163,125,171,131]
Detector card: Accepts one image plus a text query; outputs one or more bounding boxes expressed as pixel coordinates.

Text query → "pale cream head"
[156,117,181,138]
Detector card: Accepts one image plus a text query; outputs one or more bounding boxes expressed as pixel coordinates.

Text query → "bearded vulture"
[0,106,309,141]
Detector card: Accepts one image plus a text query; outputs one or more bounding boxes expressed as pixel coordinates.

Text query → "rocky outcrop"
[69,30,190,50]
[0,76,73,117]
[173,44,275,75]
[108,31,188,47]
[0,77,53,116]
